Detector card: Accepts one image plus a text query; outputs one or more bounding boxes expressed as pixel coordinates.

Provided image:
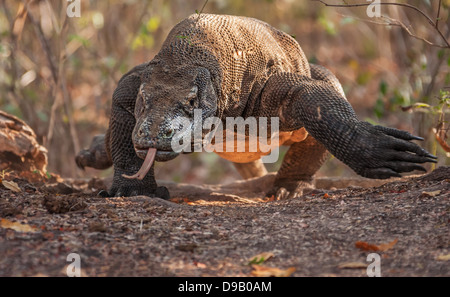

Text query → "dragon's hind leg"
[267,135,329,199]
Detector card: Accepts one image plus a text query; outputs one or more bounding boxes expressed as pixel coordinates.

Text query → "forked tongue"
[122,148,157,180]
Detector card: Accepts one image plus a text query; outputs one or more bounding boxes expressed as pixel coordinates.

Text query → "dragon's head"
[124,64,218,180]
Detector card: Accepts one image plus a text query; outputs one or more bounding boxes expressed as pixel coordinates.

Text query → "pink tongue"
[122,148,157,180]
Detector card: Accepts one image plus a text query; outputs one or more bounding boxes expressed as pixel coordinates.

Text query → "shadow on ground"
[0,167,449,276]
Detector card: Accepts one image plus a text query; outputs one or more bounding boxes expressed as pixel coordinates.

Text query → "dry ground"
[0,167,449,277]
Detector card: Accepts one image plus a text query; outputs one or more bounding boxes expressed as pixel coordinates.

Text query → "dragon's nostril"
[164,128,174,138]
[138,127,145,137]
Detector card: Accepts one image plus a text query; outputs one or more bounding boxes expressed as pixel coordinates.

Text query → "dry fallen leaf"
[2,180,21,193]
[248,252,274,265]
[250,265,295,277]
[377,239,399,251]
[0,218,38,233]
[338,262,368,269]
[436,254,450,261]
[421,190,441,197]
[355,241,379,252]
[355,239,398,252]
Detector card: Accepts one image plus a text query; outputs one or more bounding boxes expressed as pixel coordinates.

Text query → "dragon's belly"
[212,128,308,163]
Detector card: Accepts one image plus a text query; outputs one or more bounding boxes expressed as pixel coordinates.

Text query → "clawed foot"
[99,167,170,199]
[98,186,170,199]
[343,123,437,179]
[266,180,314,200]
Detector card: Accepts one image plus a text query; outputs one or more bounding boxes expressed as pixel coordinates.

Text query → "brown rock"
[0,111,48,177]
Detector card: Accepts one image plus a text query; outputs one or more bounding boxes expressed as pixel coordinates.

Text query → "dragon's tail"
[75,134,113,170]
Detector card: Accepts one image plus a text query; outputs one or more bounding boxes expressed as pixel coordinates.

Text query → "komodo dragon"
[76,14,437,199]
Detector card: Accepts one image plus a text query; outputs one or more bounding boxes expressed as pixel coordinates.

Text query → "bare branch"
[23,3,58,83]
[22,1,80,156]
[312,0,450,48]
[198,0,209,15]
[382,16,446,48]
[436,0,442,28]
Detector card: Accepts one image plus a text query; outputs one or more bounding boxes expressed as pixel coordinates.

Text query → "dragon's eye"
[135,94,145,117]
[136,84,147,116]
[187,86,198,107]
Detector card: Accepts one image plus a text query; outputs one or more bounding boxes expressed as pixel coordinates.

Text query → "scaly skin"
[76,14,437,199]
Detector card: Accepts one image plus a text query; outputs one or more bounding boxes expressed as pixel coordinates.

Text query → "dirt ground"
[0,166,449,277]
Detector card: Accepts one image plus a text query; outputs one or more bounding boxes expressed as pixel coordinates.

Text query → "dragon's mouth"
[122,148,179,180]
[135,148,178,160]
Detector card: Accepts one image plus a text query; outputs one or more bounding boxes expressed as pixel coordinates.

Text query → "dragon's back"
[154,14,311,116]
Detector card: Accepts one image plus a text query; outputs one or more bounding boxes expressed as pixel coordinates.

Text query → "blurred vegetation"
[0,0,448,184]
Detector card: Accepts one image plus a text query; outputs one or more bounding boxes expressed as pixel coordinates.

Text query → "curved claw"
[361,167,401,179]
[346,122,438,180]
[98,185,169,199]
[98,190,111,197]
[374,126,424,141]
[155,186,170,200]
[75,150,90,170]
[387,138,427,157]
[384,162,427,173]
[266,180,313,200]
[385,150,437,164]
[266,187,292,200]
